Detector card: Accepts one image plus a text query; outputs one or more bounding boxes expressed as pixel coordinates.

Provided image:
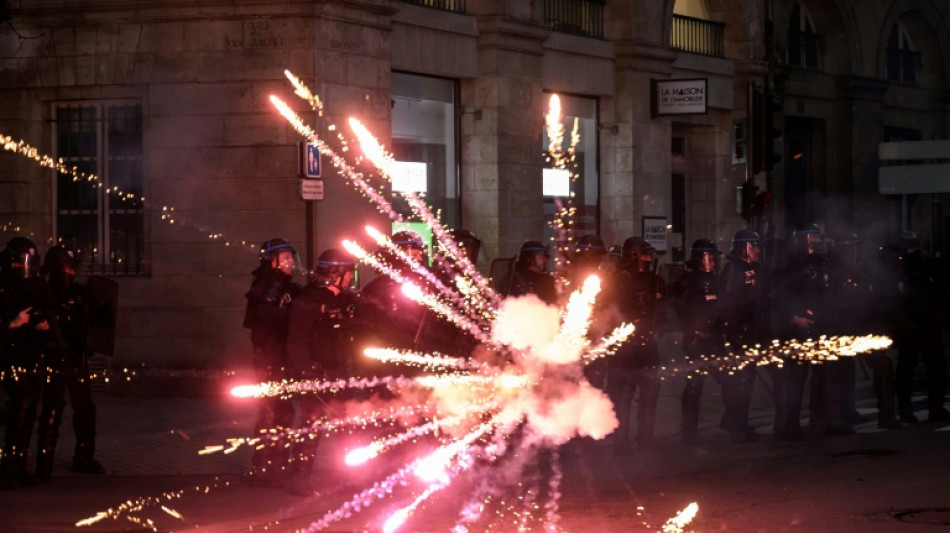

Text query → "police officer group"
[1,237,106,489]
[241,224,948,495]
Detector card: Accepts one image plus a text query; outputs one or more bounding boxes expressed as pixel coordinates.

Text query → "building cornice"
[614,40,677,76]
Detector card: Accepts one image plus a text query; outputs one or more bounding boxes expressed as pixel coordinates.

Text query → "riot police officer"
[772,223,829,440]
[507,240,557,305]
[608,236,661,450]
[285,248,358,496]
[893,232,949,423]
[718,229,765,441]
[604,245,622,274]
[357,231,431,356]
[566,235,607,282]
[433,229,483,356]
[828,233,901,429]
[34,245,106,482]
[243,238,299,486]
[1,237,55,487]
[679,239,725,442]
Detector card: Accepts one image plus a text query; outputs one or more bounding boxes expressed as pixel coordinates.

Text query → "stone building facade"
[1,0,947,368]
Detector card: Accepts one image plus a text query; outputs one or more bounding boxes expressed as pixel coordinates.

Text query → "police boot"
[927,374,950,422]
[3,396,38,487]
[680,377,702,443]
[72,442,105,475]
[36,405,63,482]
[874,374,901,429]
[897,397,917,423]
[287,454,319,497]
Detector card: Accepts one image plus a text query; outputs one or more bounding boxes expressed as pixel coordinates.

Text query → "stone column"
[601,41,676,247]
[460,16,549,260]
[312,0,394,254]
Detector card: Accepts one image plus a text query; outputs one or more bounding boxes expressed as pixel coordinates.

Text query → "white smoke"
[492,294,560,351]
[487,291,619,443]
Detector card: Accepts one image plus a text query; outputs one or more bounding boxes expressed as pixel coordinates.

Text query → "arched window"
[673,0,709,19]
[885,23,920,85]
[785,4,822,70]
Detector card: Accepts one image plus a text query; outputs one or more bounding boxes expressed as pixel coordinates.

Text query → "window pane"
[57,159,99,211]
[391,73,459,229]
[54,100,146,275]
[109,211,144,274]
[902,51,917,85]
[542,93,598,250]
[886,50,901,82]
[787,33,802,66]
[804,36,820,69]
[56,105,97,159]
[56,213,98,260]
[107,104,143,157]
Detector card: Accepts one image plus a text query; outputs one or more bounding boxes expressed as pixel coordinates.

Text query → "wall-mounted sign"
[642,216,669,252]
[543,168,570,197]
[651,78,708,116]
[298,141,322,178]
[392,161,428,193]
[299,178,324,201]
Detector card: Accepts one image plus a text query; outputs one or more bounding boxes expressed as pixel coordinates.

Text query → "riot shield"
[489,257,515,296]
[84,275,119,356]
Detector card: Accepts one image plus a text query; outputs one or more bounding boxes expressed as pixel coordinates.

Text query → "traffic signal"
[750,87,783,173]
[763,93,782,171]
[738,181,759,220]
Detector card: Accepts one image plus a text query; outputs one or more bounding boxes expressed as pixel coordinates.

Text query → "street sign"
[642,216,669,252]
[299,142,322,178]
[879,140,950,194]
[300,178,324,201]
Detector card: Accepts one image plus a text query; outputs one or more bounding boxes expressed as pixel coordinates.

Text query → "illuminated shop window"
[391,72,460,236]
[541,93,599,250]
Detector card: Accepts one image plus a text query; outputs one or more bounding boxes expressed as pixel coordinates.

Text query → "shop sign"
[652,78,708,116]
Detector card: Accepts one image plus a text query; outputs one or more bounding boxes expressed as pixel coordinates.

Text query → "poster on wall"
[642,216,669,252]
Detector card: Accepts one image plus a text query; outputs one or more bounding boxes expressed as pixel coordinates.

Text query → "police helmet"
[1,237,40,278]
[899,231,920,251]
[791,222,824,255]
[517,240,550,269]
[729,229,761,259]
[259,238,296,265]
[316,248,356,279]
[575,234,606,256]
[392,231,424,251]
[621,236,654,261]
[43,245,80,274]
[689,239,719,259]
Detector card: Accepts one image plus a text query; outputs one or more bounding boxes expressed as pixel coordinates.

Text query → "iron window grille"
[53,101,145,276]
[398,0,465,14]
[544,0,605,39]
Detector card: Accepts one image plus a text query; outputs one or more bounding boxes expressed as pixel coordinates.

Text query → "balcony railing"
[671,14,724,58]
[399,0,465,14]
[786,30,824,71]
[544,0,605,39]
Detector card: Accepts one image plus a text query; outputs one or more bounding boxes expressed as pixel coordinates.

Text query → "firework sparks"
[662,502,700,533]
[71,72,919,533]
